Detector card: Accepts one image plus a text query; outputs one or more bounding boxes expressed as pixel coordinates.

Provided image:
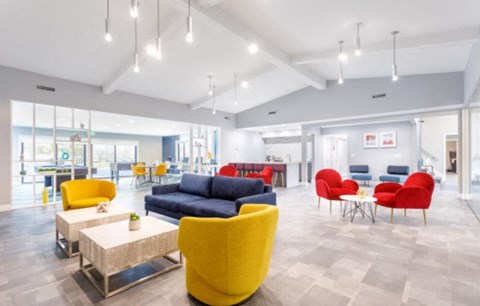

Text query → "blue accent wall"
[163,135,179,162]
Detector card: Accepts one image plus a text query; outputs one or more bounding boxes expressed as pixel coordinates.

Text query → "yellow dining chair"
[60,179,116,211]
[153,163,168,184]
[178,204,279,306]
[131,163,147,186]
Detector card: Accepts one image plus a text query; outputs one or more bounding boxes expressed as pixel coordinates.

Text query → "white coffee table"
[340,195,377,223]
[55,205,132,257]
[78,216,182,298]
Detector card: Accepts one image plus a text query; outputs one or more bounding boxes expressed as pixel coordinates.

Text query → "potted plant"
[129,212,141,231]
[19,169,27,176]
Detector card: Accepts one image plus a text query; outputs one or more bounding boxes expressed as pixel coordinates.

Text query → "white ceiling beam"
[190,65,276,110]
[292,28,479,65]
[167,0,326,91]
[102,15,184,95]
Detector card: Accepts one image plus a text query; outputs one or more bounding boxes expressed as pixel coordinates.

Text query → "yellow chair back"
[154,163,167,176]
[60,179,116,211]
[131,163,146,176]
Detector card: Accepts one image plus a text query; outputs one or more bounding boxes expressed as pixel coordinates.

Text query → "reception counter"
[230,162,309,188]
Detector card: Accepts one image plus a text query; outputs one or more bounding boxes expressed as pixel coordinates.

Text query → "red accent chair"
[373,172,434,224]
[315,169,359,214]
[246,166,273,185]
[216,165,239,177]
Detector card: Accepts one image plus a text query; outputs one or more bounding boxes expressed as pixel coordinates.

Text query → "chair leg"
[404,209,406,217]
[329,200,332,214]
[317,197,321,209]
[423,209,427,225]
[390,208,394,223]
[374,204,377,216]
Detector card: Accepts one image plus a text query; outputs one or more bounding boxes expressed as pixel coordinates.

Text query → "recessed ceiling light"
[241,81,249,88]
[115,123,120,127]
[248,43,259,54]
[128,119,134,124]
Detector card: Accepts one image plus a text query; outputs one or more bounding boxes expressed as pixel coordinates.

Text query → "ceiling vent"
[224,116,230,120]
[268,111,277,115]
[36,85,55,92]
[372,93,386,99]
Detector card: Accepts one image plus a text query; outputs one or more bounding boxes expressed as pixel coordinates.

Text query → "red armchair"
[373,172,434,224]
[216,165,238,177]
[315,169,359,214]
[246,166,273,185]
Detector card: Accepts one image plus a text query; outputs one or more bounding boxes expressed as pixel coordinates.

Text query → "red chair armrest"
[315,179,330,199]
[342,179,359,192]
[374,182,403,194]
[394,187,432,209]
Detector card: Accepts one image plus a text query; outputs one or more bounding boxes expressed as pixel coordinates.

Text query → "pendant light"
[104,0,112,42]
[208,76,213,96]
[234,74,238,106]
[186,0,193,43]
[355,23,362,56]
[338,40,347,62]
[338,62,344,84]
[130,0,139,18]
[391,31,399,81]
[133,18,139,73]
[212,85,217,115]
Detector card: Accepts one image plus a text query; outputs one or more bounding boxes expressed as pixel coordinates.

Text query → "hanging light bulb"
[241,80,249,88]
[186,0,193,43]
[355,23,362,56]
[133,18,139,73]
[130,0,139,18]
[212,85,217,115]
[248,43,259,54]
[104,0,112,42]
[338,40,348,62]
[208,76,213,96]
[391,31,399,81]
[234,74,238,106]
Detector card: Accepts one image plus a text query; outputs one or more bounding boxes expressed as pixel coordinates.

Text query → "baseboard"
[0,204,11,212]
[458,193,473,200]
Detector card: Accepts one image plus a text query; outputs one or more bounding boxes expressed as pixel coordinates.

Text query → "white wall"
[421,114,458,176]
[321,121,414,180]
[220,129,265,163]
[464,39,480,104]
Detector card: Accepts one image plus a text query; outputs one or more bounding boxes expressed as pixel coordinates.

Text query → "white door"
[323,135,348,175]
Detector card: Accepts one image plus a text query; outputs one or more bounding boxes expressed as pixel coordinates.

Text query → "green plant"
[130,212,140,221]
[19,169,27,175]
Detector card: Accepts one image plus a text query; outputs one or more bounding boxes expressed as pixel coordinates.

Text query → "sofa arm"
[374,182,403,194]
[395,187,432,209]
[235,193,277,212]
[152,183,180,195]
[342,179,359,191]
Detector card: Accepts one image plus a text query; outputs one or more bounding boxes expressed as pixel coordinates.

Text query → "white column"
[301,125,308,183]
[189,127,194,172]
[0,99,12,210]
[459,108,471,199]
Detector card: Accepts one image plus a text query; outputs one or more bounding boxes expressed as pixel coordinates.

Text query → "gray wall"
[0,65,237,208]
[237,72,464,128]
[465,39,480,104]
[322,121,414,180]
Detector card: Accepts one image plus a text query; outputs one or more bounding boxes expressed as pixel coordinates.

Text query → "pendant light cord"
[106,0,110,19]
[135,18,138,53]
[157,0,160,38]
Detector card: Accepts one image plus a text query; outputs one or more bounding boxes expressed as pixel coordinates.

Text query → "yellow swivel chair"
[131,163,147,186]
[153,163,168,184]
[178,204,279,306]
[60,179,116,211]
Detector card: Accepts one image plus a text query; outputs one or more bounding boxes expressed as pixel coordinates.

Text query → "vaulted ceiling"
[0,0,478,114]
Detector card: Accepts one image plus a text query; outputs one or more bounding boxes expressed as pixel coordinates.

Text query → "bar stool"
[273,164,286,188]
[244,163,254,176]
[253,163,263,174]
[236,163,245,177]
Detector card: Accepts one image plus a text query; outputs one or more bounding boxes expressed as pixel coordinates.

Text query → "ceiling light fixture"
[338,40,347,62]
[391,31,399,81]
[104,0,112,42]
[234,74,238,106]
[241,80,249,88]
[154,0,162,59]
[355,23,362,56]
[212,85,217,115]
[208,75,213,96]
[130,0,139,18]
[248,43,259,54]
[133,18,140,73]
[186,0,193,43]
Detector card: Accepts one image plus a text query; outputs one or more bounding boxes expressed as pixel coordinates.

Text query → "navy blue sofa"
[379,165,410,183]
[349,165,373,186]
[145,174,276,219]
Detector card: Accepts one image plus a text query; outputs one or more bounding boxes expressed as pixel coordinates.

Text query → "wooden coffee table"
[78,216,182,298]
[340,195,377,223]
[55,205,132,257]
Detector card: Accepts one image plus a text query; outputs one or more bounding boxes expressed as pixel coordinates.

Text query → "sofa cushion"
[179,174,213,198]
[350,165,369,173]
[70,197,110,209]
[374,192,396,206]
[145,192,206,211]
[329,187,357,200]
[351,174,372,181]
[387,165,409,175]
[379,175,401,183]
[211,176,264,201]
[178,199,237,218]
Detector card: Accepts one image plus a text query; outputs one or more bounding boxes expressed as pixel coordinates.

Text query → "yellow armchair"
[178,204,279,306]
[60,179,116,211]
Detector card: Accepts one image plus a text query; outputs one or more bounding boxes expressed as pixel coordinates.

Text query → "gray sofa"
[144,174,276,219]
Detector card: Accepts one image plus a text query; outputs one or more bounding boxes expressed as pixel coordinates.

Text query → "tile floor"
[1,183,480,305]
